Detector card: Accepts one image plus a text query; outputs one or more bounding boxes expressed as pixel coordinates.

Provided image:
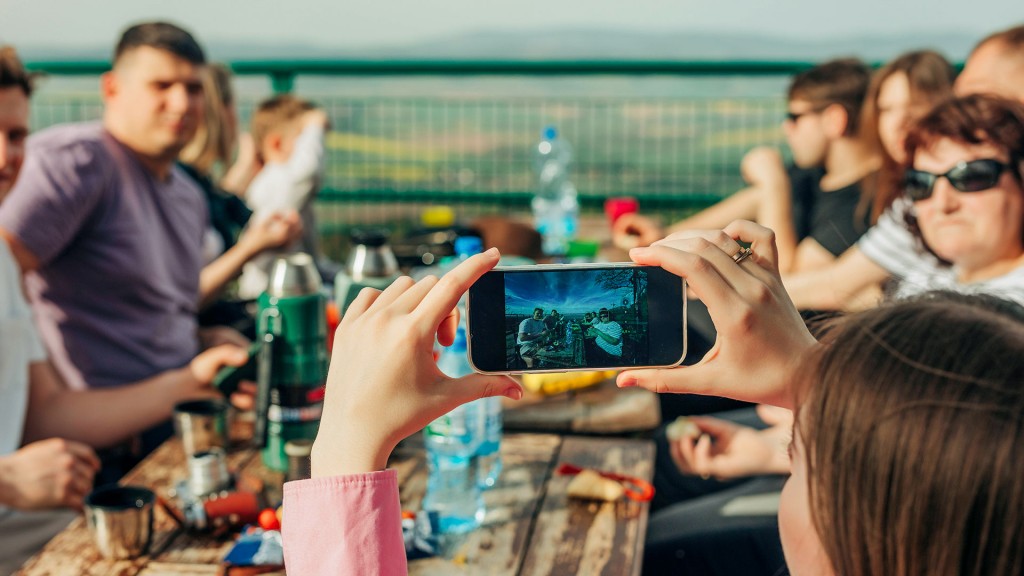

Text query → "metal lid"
[267,253,322,297]
[349,227,390,247]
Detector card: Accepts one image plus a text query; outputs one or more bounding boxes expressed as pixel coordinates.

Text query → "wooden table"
[19,430,654,576]
[504,378,661,435]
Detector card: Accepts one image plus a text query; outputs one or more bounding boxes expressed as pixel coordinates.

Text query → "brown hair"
[973,24,1024,59]
[180,64,235,174]
[113,22,205,66]
[901,94,1024,257]
[0,45,33,97]
[862,51,956,221]
[250,94,314,163]
[788,58,872,137]
[796,292,1024,576]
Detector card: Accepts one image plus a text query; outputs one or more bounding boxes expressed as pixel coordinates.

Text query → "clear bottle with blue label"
[445,237,505,490]
[532,126,579,257]
[424,326,486,533]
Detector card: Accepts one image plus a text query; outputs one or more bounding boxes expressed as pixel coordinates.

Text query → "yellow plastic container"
[521,370,617,396]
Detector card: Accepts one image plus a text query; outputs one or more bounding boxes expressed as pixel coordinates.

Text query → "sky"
[2,0,1022,53]
[504,269,639,316]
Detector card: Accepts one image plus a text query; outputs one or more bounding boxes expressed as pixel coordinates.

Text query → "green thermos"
[255,253,328,472]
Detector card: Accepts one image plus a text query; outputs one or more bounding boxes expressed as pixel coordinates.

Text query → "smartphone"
[467,263,686,374]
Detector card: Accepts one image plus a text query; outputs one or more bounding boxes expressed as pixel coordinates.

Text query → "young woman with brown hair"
[786,292,1024,575]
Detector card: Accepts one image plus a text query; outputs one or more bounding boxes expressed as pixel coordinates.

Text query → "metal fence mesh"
[28,90,786,237]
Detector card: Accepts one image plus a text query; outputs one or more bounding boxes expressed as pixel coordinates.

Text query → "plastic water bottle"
[532,126,579,257]
[442,237,505,489]
[424,327,486,533]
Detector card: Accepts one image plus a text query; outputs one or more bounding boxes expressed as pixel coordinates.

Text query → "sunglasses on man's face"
[904,159,1009,202]
[784,104,829,124]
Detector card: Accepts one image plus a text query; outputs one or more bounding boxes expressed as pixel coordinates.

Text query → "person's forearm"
[760,425,794,475]
[666,188,759,235]
[596,330,620,345]
[282,470,407,575]
[23,363,197,449]
[0,457,18,507]
[220,161,257,197]
[282,125,325,208]
[782,268,849,311]
[782,247,889,311]
[754,177,796,273]
[199,241,259,309]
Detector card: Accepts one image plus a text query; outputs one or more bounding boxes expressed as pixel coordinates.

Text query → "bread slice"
[566,469,625,502]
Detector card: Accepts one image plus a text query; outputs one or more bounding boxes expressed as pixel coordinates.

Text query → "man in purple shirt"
[0,24,249,472]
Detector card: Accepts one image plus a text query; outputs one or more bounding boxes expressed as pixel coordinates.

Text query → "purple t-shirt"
[0,122,206,390]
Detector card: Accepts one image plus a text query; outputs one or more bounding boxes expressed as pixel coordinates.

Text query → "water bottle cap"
[454,236,483,257]
[542,126,557,140]
[349,227,390,247]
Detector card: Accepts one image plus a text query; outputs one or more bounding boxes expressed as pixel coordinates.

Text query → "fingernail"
[504,387,523,401]
[618,377,637,388]
[485,247,499,257]
[629,247,647,256]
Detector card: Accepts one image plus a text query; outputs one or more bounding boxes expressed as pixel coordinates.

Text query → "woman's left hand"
[311,248,523,478]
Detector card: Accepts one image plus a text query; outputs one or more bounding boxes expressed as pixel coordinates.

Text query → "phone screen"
[467,264,686,373]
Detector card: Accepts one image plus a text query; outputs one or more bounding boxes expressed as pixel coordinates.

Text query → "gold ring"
[732,246,753,264]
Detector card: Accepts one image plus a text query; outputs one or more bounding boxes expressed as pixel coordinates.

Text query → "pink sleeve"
[282,469,408,576]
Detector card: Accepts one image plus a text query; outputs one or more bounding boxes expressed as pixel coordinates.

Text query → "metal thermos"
[255,253,328,472]
[335,228,400,314]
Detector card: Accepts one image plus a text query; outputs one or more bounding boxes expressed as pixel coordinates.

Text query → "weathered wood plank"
[21,428,653,576]
[401,433,561,576]
[518,436,654,576]
[504,379,660,434]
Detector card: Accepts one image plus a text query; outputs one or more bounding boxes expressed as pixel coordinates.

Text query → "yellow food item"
[521,370,617,395]
[566,469,625,502]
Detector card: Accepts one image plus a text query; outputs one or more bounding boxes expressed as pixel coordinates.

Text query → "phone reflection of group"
[508,306,646,370]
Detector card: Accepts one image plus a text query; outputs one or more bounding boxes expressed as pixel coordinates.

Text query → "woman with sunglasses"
[644,94,1024,574]
[891,94,1024,303]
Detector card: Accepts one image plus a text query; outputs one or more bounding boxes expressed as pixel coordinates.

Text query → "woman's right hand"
[670,416,791,481]
[620,220,817,408]
[0,439,100,510]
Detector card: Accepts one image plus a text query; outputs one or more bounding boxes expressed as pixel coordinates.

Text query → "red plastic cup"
[604,197,639,226]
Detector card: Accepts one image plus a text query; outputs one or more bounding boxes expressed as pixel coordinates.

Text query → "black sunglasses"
[784,105,829,124]
[904,159,1009,202]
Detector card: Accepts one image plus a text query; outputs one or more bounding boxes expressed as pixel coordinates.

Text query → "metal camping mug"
[187,447,231,498]
[84,485,155,559]
[173,399,229,457]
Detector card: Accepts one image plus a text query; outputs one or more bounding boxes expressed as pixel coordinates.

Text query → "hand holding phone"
[467,263,686,374]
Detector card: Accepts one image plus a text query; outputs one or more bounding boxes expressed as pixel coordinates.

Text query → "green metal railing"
[25,59,803,238]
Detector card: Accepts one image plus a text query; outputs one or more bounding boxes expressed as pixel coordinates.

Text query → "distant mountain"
[17,28,978,63]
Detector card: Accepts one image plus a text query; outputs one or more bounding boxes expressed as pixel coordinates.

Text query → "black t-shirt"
[179,162,253,252]
[789,166,872,256]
